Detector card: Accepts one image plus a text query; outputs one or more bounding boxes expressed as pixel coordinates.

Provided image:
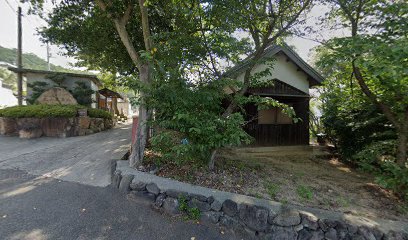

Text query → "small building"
[8,67,102,108]
[226,44,324,146]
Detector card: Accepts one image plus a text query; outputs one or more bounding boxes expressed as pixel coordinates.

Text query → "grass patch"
[297,185,313,200]
[0,104,112,119]
[178,196,201,221]
[264,181,280,199]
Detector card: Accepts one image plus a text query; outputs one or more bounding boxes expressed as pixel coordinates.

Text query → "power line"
[3,0,17,15]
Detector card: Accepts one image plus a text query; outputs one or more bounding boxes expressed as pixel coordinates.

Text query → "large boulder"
[36,87,77,105]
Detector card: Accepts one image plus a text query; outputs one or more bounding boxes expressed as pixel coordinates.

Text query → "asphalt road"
[0,124,241,239]
[0,123,131,187]
[0,169,239,240]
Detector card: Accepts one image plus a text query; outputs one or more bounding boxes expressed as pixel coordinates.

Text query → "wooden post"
[17,7,23,106]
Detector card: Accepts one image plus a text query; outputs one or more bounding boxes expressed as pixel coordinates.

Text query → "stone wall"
[0,116,115,138]
[112,161,408,240]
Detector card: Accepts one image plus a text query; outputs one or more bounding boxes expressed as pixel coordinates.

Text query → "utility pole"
[46,42,51,71]
[17,6,23,106]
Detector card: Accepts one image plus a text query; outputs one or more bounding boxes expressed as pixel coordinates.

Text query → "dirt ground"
[145,146,407,222]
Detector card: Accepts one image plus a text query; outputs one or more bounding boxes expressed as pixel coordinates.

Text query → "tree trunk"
[112,97,119,115]
[396,118,407,167]
[208,149,217,171]
[129,104,149,167]
[129,63,151,167]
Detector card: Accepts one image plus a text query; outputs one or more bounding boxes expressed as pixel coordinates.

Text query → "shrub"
[0,104,112,119]
[87,108,113,119]
[70,81,95,106]
[354,140,408,201]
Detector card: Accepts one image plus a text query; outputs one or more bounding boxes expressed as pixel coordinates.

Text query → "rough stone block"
[128,191,156,203]
[267,210,278,225]
[207,196,215,204]
[19,128,43,139]
[146,183,160,195]
[357,226,376,240]
[200,211,222,224]
[210,199,222,211]
[162,197,180,215]
[166,189,189,199]
[219,215,240,229]
[0,117,17,135]
[298,228,313,240]
[77,116,91,129]
[112,170,122,188]
[222,199,238,217]
[189,193,208,202]
[36,87,77,105]
[384,230,408,240]
[300,212,319,230]
[118,174,134,193]
[324,228,338,240]
[154,193,166,208]
[318,219,337,232]
[130,181,146,191]
[16,118,41,130]
[272,209,301,227]
[266,226,298,240]
[238,204,269,232]
[188,198,211,212]
[40,118,70,137]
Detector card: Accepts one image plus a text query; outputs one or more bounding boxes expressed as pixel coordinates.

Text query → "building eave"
[224,43,324,87]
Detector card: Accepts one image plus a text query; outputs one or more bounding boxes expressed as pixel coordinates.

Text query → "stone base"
[0,117,17,135]
[112,161,408,240]
[0,116,114,138]
[19,128,43,139]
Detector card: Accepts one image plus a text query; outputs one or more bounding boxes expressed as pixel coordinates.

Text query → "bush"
[70,81,95,106]
[0,104,112,119]
[147,78,252,166]
[354,141,408,201]
[87,108,113,119]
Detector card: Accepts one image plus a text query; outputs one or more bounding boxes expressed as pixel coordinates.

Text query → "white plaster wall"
[0,79,18,107]
[234,53,310,94]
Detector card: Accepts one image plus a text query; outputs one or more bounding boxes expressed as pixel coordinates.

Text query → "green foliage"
[70,81,95,106]
[148,77,252,165]
[26,81,50,104]
[0,104,112,119]
[0,46,66,71]
[87,108,113,119]
[317,0,408,201]
[296,185,313,200]
[178,195,201,221]
[264,182,280,199]
[0,104,78,118]
[353,141,408,200]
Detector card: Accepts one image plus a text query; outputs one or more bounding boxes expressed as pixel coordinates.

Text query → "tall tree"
[30,0,313,168]
[319,0,408,166]
[218,0,313,117]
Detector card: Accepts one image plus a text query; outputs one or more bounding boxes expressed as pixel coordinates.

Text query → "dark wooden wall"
[243,97,309,146]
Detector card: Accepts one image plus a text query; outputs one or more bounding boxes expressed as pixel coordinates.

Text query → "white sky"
[0,1,336,69]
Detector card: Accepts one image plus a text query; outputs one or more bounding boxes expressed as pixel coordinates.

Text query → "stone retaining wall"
[112,161,408,240]
[0,116,115,138]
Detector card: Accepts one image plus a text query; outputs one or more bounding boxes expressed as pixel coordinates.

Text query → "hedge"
[0,105,113,119]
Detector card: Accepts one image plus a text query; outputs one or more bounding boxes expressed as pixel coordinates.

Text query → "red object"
[131,116,139,145]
